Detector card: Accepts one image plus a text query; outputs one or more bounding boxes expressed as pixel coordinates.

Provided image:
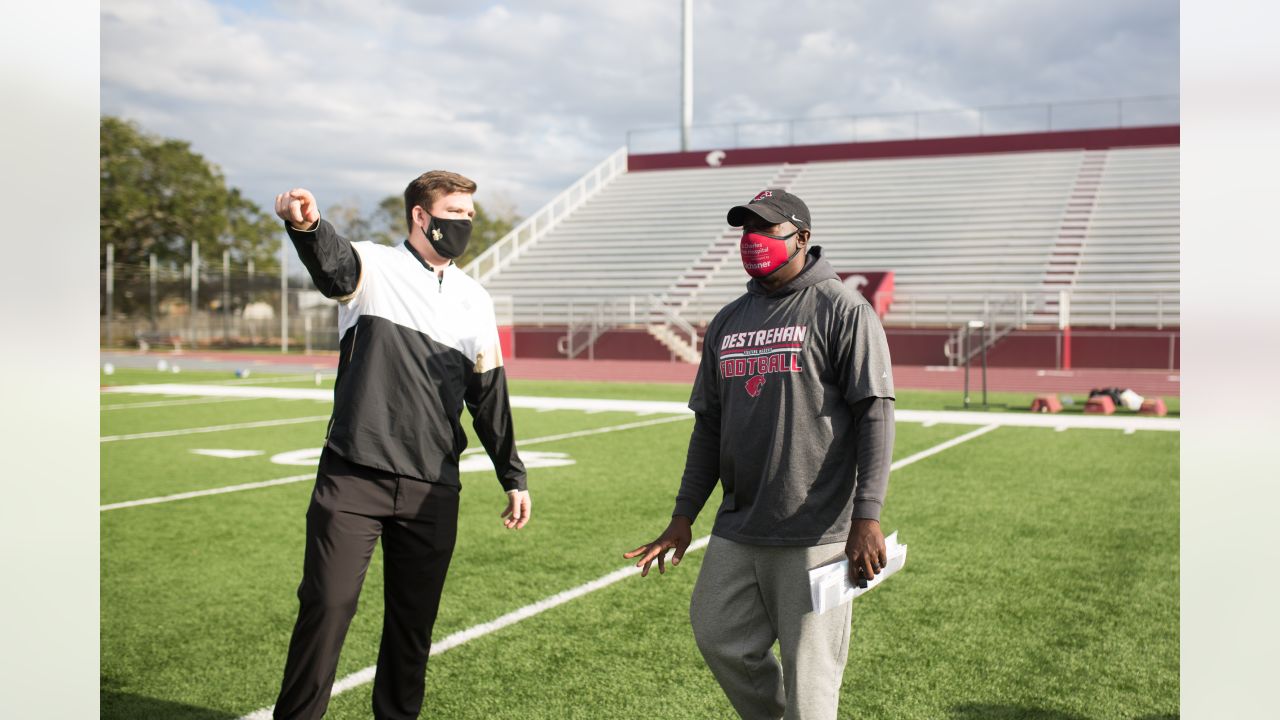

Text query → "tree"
[100,116,281,270]
[459,194,519,267]
[323,199,373,244]
[225,187,286,271]
[369,194,407,246]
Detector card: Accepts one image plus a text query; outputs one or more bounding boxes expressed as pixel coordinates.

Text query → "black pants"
[274,447,459,720]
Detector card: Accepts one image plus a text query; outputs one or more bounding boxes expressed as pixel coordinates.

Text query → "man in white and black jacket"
[627,189,895,720]
[270,171,529,720]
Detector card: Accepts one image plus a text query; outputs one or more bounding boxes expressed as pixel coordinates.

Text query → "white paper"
[807,531,907,614]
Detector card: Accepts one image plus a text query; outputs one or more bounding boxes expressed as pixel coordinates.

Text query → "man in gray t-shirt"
[626,189,895,720]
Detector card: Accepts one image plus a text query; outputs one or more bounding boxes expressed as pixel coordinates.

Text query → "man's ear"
[411,205,427,228]
[798,229,811,248]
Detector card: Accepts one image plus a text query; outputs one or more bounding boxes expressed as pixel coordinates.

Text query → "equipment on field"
[961,320,988,410]
[1084,395,1115,414]
[1030,395,1062,413]
[1118,389,1144,411]
[1140,397,1168,416]
[1088,387,1144,412]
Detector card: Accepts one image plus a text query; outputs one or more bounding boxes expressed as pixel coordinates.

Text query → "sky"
[101,0,1179,218]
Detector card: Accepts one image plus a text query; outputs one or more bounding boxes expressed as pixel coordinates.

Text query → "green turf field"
[101,368,1178,719]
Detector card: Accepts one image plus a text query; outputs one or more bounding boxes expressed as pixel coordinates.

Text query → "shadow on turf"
[949,703,1177,720]
[101,688,239,720]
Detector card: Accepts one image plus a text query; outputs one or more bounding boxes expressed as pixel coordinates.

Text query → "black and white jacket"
[288,220,526,491]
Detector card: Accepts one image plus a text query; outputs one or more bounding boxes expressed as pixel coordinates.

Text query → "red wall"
[512,325,1179,370]
[514,327,676,361]
[628,126,1179,172]
[883,328,1179,370]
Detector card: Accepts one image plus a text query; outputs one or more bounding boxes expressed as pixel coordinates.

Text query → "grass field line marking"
[103,416,691,511]
[890,424,1000,472]
[100,474,315,511]
[216,374,331,386]
[461,414,691,455]
[100,384,1181,432]
[102,383,333,401]
[236,535,715,720]
[895,409,1179,432]
[102,396,252,411]
[101,384,695,415]
[100,415,330,442]
[238,426,996,719]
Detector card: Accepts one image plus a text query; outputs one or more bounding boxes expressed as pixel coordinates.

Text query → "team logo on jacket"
[718,324,807,381]
[745,375,766,397]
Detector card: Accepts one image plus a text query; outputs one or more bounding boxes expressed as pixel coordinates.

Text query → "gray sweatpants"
[689,535,852,720]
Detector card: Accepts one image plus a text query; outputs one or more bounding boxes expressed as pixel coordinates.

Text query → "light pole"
[680,0,693,151]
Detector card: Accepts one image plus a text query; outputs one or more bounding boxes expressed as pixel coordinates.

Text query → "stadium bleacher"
[473,131,1179,361]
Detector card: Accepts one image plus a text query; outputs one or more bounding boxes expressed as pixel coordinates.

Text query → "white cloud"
[102,0,1177,218]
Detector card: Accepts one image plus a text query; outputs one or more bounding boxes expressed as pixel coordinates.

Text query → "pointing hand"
[274,188,320,230]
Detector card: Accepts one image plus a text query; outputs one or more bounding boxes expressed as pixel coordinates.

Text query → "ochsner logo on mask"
[740,229,799,278]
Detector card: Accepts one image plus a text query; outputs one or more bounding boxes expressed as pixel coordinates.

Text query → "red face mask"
[740,229,800,278]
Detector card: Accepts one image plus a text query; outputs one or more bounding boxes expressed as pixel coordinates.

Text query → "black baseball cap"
[727,189,811,230]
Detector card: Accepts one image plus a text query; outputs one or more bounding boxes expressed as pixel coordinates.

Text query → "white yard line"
[101,416,691,511]
[103,384,694,415]
[235,424,996,719]
[238,536,717,720]
[100,415,331,443]
[101,396,253,411]
[889,424,1000,471]
[100,475,316,511]
[101,384,1181,432]
[214,374,331,386]
[103,383,334,402]
[895,409,1179,432]
[461,414,691,455]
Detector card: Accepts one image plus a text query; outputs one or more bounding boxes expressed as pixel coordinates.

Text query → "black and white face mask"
[421,213,472,259]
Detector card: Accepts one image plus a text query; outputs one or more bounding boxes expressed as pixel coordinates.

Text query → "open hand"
[274,188,320,230]
[624,516,692,577]
[500,489,531,530]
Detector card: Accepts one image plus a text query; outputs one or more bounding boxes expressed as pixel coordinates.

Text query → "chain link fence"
[100,249,340,353]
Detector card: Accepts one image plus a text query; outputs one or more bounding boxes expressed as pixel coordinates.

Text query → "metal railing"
[943,294,1026,365]
[554,294,703,360]
[511,288,1178,332]
[889,288,1179,331]
[557,298,622,360]
[648,294,701,356]
[462,146,627,284]
[626,95,1179,154]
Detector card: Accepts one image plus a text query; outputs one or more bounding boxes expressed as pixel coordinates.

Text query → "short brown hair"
[404,170,478,230]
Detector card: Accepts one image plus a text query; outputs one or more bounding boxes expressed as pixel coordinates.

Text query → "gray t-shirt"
[673,246,896,546]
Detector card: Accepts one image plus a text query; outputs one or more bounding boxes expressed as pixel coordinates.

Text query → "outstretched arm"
[275,188,362,299]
